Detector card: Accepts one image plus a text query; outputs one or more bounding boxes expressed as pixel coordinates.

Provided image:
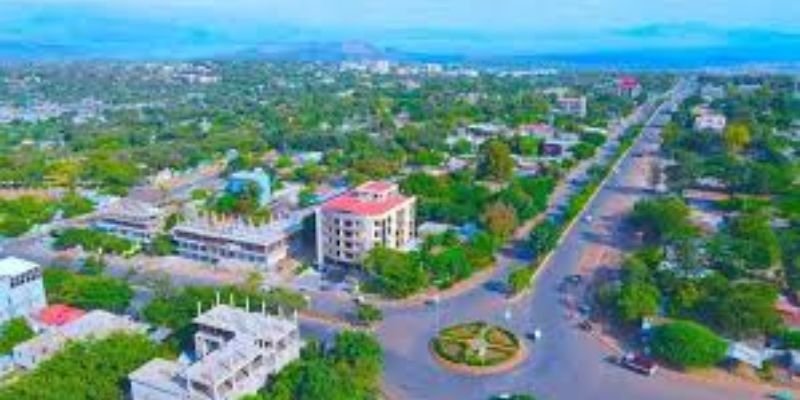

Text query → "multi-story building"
[0,257,46,324]
[94,198,165,244]
[316,181,416,266]
[13,309,146,370]
[129,304,301,400]
[556,95,588,118]
[171,212,303,269]
[617,76,642,98]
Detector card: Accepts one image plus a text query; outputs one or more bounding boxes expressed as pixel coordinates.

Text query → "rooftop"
[172,212,302,246]
[322,181,412,217]
[193,304,297,341]
[36,304,86,327]
[100,198,162,221]
[129,358,187,396]
[0,257,40,278]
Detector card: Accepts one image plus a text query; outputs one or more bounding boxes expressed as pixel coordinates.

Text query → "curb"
[511,97,671,303]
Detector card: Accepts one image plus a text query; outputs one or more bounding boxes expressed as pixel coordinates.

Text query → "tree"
[528,220,561,258]
[44,269,134,312]
[0,318,34,354]
[616,282,660,323]
[478,140,514,181]
[0,333,165,400]
[650,320,727,369]
[481,202,518,240]
[363,248,427,298]
[701,282,780,339]
[722,122,751,154]
[627,197,697,245]
[264,331,382,400]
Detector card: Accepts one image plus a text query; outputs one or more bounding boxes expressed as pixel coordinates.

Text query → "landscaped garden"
[431,322,523,370]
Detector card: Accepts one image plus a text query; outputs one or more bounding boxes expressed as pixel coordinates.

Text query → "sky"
[1,0,799,60]
[7,0,800,33]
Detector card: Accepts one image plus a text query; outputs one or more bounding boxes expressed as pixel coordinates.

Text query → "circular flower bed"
[431,321,522,368]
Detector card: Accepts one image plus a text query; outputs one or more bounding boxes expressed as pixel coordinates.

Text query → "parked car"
[578,320,593,332]
[620,352,658,376]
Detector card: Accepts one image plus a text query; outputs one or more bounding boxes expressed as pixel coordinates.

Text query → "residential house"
[13,309,146,370]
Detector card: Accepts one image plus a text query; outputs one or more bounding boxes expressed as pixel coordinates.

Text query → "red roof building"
[37,304,86,327]
[317,181,416,266]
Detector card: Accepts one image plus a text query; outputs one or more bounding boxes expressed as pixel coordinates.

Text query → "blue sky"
[1,0,799,59]
[7,0,800,32]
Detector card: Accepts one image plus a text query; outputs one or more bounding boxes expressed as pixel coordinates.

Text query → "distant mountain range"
[0,4,798,68]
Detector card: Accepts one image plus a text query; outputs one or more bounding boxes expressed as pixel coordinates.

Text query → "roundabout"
[430,321,526,375]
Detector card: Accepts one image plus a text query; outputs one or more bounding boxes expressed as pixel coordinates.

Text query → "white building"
[694,112,727,133]
[94,198,165,244]
[129,304,301,400]
[171,212,304,269]
[316,181,416,266]
[13,309,146,370]
[557,96,588,118]
[0,257,46,324]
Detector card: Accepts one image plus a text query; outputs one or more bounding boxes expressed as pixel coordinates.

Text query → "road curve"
[378,80,775,400]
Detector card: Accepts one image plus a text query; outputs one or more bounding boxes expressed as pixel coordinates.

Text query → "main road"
[377,79,775,400]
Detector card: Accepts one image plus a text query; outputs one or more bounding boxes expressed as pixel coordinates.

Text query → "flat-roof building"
[171,212,303,269]
[94,198,165,244]
[557,96,588,118]
[0,257,46,324]
[317,181,416,266]
[129,304,301,400]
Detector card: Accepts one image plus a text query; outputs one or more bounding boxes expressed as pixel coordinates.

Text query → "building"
[94,198,165,244]
[0,257,46,324]
[171,212,303,269]
[617,76,642,98]
[226,168,271,207]
[13,309,146,370]
[540,133,581,158]
[35,304,85,328]
[556,96,588,118]
[694,112,727,133]
[317,181,416,266]
[129,304,301,400]
[520,123,556,138]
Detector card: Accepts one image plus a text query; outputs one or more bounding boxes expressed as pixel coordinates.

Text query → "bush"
[44,268,134,312]
[58,192,95,218]
[356,303,383,325]
[0,318,34,354]
[650,320,727,369]
[507,266,535,295]
[53,228,136,255]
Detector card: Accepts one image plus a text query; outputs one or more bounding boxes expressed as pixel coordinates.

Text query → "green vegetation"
[650,320,727,369]
[355,303,383,325]
[507,266,535,295]
[478,140,514,181]
[57,192,95,218]
[143,285,308,331]
[0,196,56,237]
[53,227,136,255]
[431,322,521,367]
[0,333,167,400]
[627,197,697,244]
[0,318,34,354]
[43,268,134,313]
[261,331,382,400]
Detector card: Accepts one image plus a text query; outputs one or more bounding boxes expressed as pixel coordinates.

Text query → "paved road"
[377,80,776,400]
